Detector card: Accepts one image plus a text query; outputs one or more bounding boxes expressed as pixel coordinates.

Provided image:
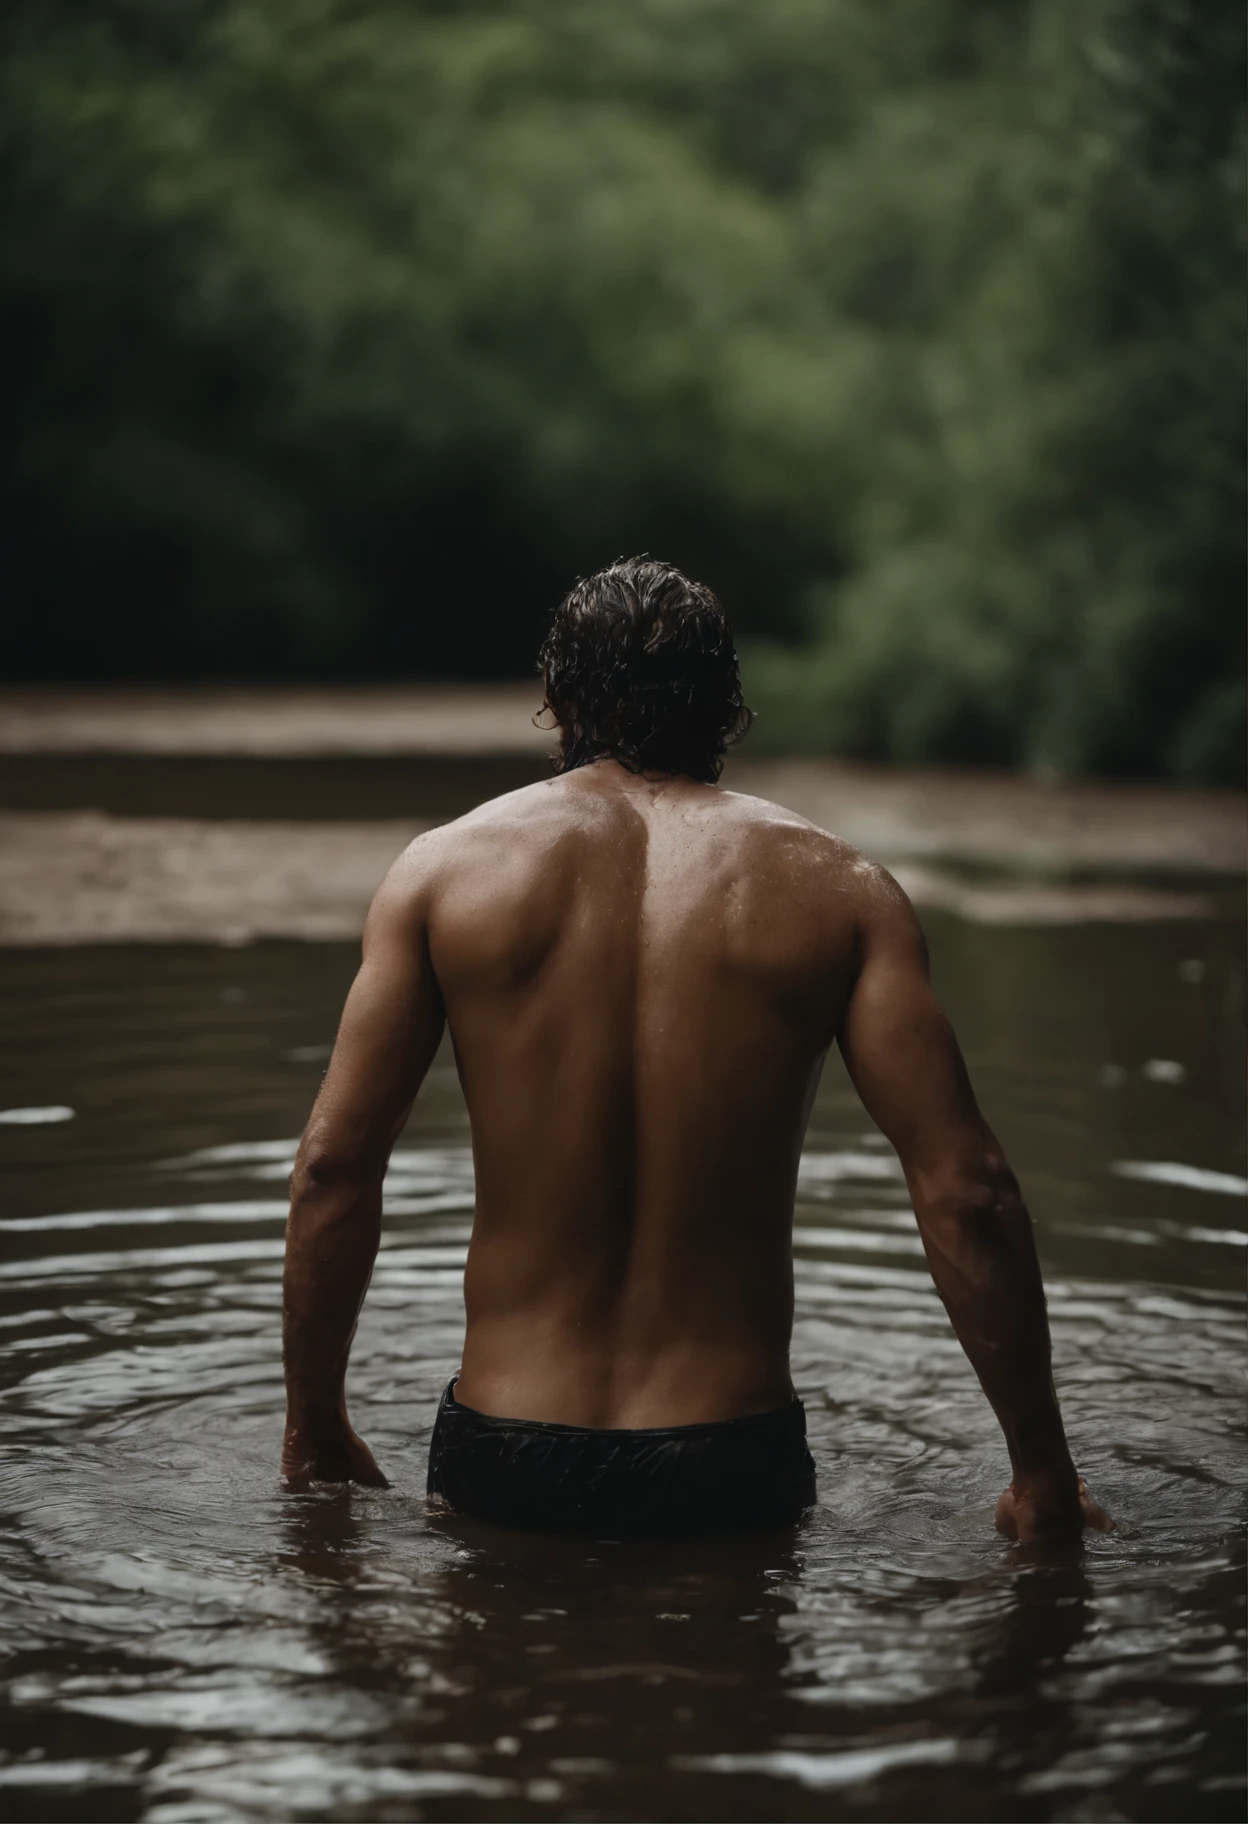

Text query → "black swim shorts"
[426,1377,817,1534]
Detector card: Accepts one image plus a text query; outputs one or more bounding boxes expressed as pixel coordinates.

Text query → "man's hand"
[280,1413,389,1489]
[995,1474,1114,1542]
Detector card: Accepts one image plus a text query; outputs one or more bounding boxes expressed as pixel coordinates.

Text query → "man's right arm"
[836,863,1111,1541]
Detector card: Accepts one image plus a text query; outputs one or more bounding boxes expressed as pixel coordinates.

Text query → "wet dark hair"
[538,557,753,783]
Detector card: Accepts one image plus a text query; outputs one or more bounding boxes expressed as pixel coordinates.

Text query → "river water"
[0,870,1244,1819]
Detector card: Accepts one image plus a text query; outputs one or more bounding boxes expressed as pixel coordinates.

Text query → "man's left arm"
[281,846,445,1486]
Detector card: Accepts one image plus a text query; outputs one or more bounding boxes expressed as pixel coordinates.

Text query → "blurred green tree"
[1,0,1241,778]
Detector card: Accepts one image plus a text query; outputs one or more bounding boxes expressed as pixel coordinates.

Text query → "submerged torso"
[426,762,865,1428]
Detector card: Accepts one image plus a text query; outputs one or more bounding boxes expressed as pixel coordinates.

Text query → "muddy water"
[0,908,1244,1821]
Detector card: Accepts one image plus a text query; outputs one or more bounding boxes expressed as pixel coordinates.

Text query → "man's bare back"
[373,764,875,1430]
[282,559,1111,1541]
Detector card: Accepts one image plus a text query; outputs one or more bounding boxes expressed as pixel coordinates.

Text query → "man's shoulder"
[382,778,589,893]
[443,774,635,858]
[715,789,892,888]
[434,778,899,902]
[443,775,574,835]
[380,776,905,916]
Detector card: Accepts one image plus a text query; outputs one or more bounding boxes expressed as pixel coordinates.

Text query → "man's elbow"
[292,1135,385,1201]
[917,1157,1029,1247]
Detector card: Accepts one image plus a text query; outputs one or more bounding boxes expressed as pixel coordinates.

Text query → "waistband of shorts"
[438,1375,805,1441]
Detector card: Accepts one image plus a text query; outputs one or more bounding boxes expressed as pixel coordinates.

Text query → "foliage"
[2,0,1242,778]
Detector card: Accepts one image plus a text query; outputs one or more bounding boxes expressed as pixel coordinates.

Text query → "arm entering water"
[281,850,445,1487]
[837,867,1112,1542]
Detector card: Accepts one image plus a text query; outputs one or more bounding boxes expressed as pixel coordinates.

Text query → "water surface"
[0,910,1243,1821]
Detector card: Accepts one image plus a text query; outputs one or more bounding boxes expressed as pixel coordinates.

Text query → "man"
[282,557,1111,1542]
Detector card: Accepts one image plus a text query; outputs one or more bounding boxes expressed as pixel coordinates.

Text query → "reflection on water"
[0,907,1244,1821]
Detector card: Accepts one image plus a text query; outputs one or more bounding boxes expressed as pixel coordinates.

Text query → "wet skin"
[282,761,1111,1541]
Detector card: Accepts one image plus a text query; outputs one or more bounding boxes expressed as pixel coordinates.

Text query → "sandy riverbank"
[0,813,428,946]
[0,804,1227,947]
[0,689,1241,944]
